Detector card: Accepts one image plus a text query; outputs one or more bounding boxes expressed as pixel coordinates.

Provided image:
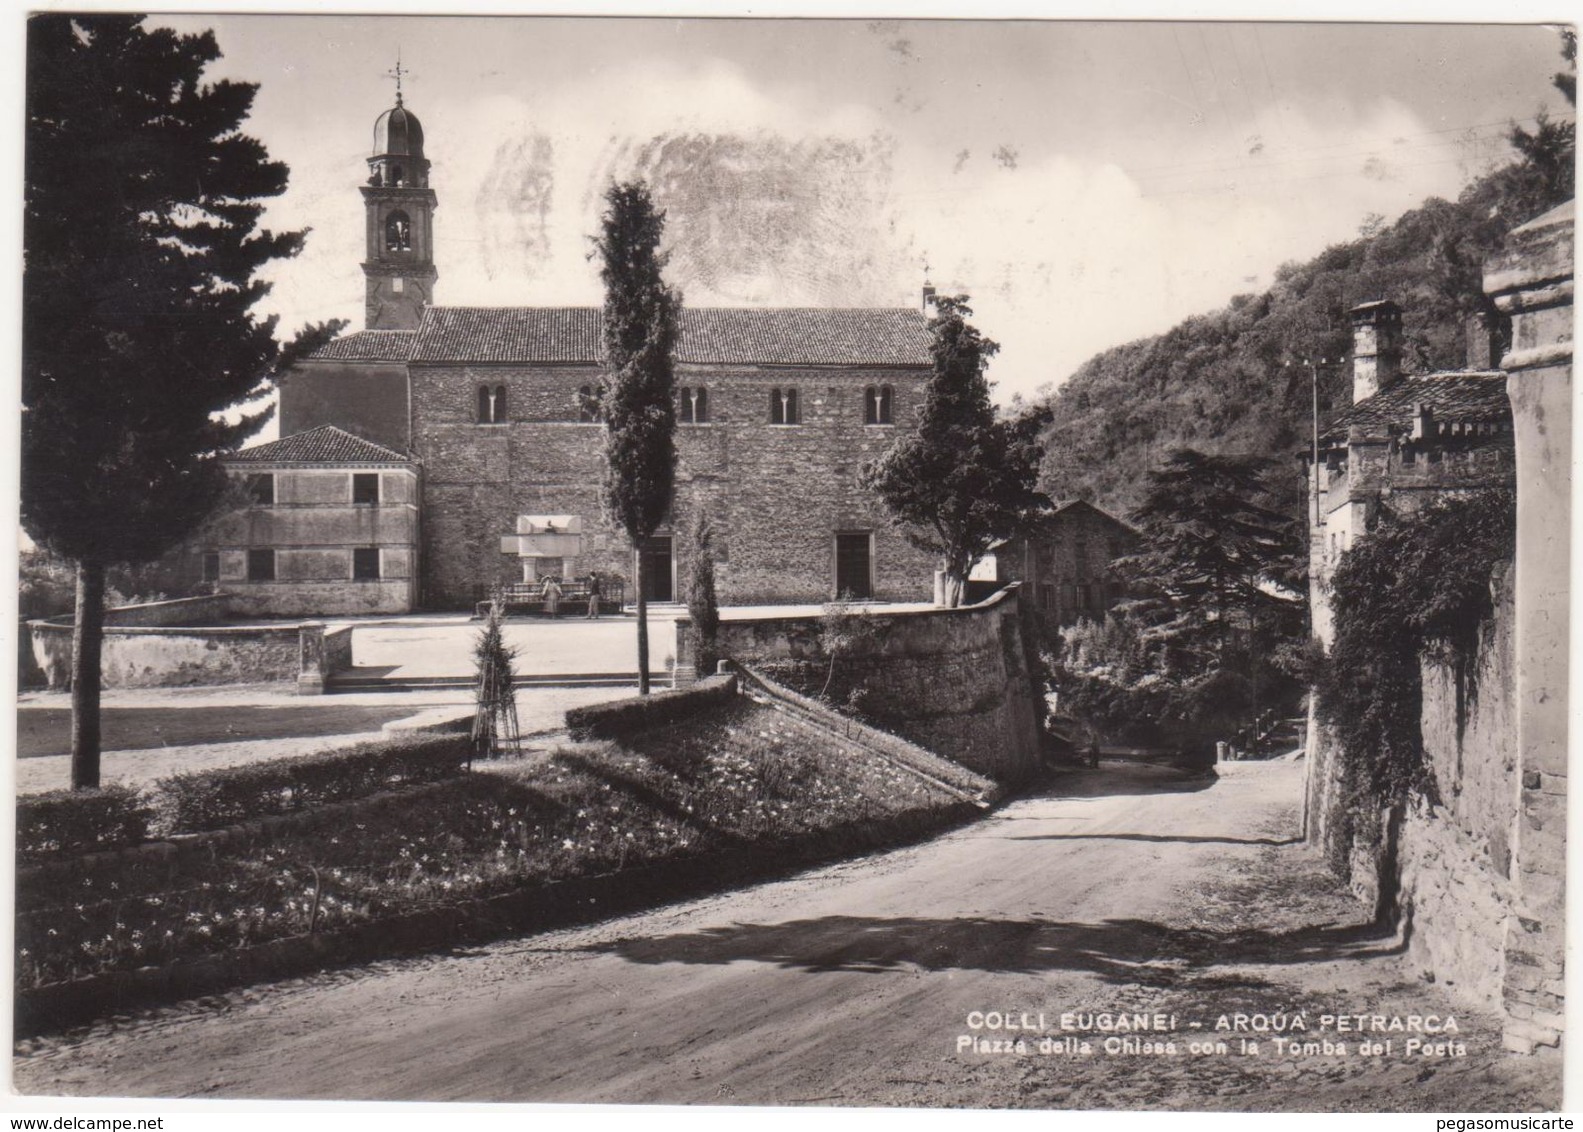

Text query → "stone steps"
[325,671,658,693]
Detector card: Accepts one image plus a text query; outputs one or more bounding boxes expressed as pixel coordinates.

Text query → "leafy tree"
[862,296,1051,606]
[1554,27,1577,107]
[1506,109,1575,219]
[683,510,720,678]
[593,180,680,694]
[23,15,334,788]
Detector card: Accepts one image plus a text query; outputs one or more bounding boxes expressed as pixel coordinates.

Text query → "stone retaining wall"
[680,586,1043,783]
[1400,566,1519,1011]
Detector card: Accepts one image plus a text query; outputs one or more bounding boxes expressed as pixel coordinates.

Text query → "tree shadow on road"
[581,912,1403,981]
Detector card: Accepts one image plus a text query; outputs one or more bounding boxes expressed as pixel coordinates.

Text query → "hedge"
[17,784,152,865]
[154,733,473,835]
[565,674,737,741]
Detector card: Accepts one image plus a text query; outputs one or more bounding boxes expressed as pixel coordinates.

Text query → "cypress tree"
[593,181,680,695]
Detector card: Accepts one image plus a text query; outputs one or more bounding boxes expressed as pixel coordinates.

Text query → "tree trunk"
[940,558,967,608]
[636,542,650,696]
[70,558,106,790]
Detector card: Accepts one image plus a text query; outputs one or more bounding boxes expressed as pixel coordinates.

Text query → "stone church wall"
[280,360,410,453]
[411,361,937,609]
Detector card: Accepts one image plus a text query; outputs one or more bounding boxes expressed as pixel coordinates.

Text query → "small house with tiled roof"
[193,425,421,616]
[1304,300,1515,644]
[254,92,940,614]
[996,500,1142,627]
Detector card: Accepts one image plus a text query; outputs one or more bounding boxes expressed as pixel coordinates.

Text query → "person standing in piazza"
[585,571,602,619]
[541,573,563,619]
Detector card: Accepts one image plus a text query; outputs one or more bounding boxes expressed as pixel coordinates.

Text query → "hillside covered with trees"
[1037,112,1574,519]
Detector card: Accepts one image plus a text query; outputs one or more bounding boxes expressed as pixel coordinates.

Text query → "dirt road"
[13,757,1558,1111]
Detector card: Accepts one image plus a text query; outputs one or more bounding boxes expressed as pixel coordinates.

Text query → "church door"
[639,536,674,603]
[835,532,874,600]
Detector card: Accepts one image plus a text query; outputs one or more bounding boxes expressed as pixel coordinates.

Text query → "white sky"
[137,14,1571,419]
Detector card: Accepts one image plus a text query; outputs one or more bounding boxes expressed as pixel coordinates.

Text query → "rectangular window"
[202,551,220,583]
[247,548,275,582]
[246,473,274,506]
[353,547,381,580]
[352,473,380,505]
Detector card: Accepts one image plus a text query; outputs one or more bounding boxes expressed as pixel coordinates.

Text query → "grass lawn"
[15,705,424,759]
[18,698,970,991]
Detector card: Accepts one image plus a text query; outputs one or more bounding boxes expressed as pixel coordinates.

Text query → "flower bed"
[17,698,968,992]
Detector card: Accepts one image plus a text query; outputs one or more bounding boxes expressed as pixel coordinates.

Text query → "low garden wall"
[27,593,355,693]
[677,585,1043,783]
[30,620,303,690]
[101,594,230,627]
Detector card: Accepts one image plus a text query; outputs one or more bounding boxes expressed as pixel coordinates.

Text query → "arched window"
[864,384,893,425]
[391,165,405,187]
[578,385,597,423]
[770,387,799,425]
[680,385,708,424]
[385,210,412,251]
[478,384,506,424]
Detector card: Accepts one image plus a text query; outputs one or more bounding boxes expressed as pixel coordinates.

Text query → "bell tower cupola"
[361,61,437,330]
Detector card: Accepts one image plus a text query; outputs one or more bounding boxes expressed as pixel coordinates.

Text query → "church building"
[205,91,940,616]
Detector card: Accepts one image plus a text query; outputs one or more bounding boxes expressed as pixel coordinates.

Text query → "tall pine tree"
[593,181,680,694]
[862,296,1050,606]
[24,15,334,787]
[1117,449,1296,665]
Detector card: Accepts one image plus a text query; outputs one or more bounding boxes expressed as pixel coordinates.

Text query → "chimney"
[1411,402,1435,440]
[921,283,937,314]
[1464,309,1505,370]
[1350,300,1402,404]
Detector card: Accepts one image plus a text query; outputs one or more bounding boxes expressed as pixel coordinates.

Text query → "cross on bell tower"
[361,63,438,330]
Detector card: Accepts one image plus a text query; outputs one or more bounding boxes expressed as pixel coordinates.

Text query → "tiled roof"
[408,306,933,366]
[228,425,410,465]
[411,308,601,364]
[307,330,416,362]
[1320,372,1511,445]
[678,308,932,366]
[1043,499,1138,533]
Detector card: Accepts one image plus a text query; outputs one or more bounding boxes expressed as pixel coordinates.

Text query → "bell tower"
[361,63,437,330]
